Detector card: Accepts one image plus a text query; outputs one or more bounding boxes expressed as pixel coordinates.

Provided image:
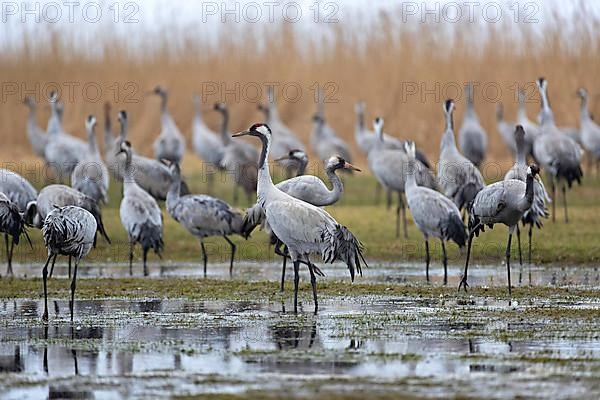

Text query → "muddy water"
[2,292,600,399]
[10,260,600,288]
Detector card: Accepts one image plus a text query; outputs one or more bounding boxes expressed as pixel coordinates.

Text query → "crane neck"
[104,112,113,150]
[119,119,128,140]
[538,86,555,127]
[87,126,98,155]
[356,109,365,132]
[166,170,182,210]
[296,157,308,176]
[122,151,136,185]
[324,167,344,204]
[441,111,456,151]
[219,109,231,145]
[257,133,274,197]
[580,95,591,121]
[405,156,418,190]
[193,96,204,122]
[518,172,535,211]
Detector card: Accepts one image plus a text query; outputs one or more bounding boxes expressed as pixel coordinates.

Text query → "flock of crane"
[0,77,599,320]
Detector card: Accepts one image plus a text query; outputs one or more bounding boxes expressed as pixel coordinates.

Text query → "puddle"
[10,260,600,289]
[1,296,600,399]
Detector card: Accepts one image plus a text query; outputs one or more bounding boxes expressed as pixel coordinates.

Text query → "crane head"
[444,99,455,115]
[577,88,588,99]
[85,115,97,131]
[232,123,271,138]
[527,163,540,178]
[403,141,416,159]
[327,155,361,172]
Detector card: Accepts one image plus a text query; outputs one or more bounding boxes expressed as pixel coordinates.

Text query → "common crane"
[192,94,225,193]
[23,97,48,159]
[214,102,259,203]
[0,193,31,276]
[118,141,164,276]
[577,88,600,173]
[71,116,110,204]
[459,164,541,295]
[233,123,366,313]
[437,100,485,212]
[505,125,550,274]
[458,84,488,167]
[166,162,248,277]
[404,142,466,284]
[150,86,186,163]
[310,114,352,163]
[496,103,517,155]
[368,117,436,238]
[41,205,96,322]
[532,78,583,223]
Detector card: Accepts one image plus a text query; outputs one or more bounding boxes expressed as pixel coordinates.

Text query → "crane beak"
[274,155,291,162]
[344,162,361,172]
[232,130,250,138]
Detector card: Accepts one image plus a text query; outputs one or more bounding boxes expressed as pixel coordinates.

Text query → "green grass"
[7,168,600,267]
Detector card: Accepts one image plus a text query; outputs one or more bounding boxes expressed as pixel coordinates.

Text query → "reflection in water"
[271,319,318,350]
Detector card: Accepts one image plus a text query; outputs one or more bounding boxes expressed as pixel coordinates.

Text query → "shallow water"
[2,290,600,399]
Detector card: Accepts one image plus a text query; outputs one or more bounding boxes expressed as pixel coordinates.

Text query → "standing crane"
[192,94,225,193]
[23,97,48,160]
[458,83,488,167]
[459,164,541,295]
[41,205,96,322]
[233,123,366,313]
[577,88,600,174]
[532,78,583,223]
[404,142,466,285]
[0,193,31,276]
[149,86,186,164]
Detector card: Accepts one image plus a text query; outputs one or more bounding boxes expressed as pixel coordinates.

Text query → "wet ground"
[2,262,600,399]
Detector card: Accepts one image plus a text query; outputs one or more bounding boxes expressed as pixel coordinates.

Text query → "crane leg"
[293,259,300,313]
[69,259,79,322]
[142,248,149,277]
[6,235,14,276]
[200,240,208,278]
[129,242,134,277]
[528,225,533,285]
[441,239,448,285]
[506,232,513,296]
[223,236,236,277]
[562,184,569,223]
[395,199,400,238]
[42,254,52,322]
[550,176,556,222]
[4,234,10,276]
[516,225,522,284]
[68,256,72,279]
[48,254,57,278]
[424,238,430,283]
[401,193,408,239]
[306,256,318,313]
[386,189,392,210]
[278,242,287,293]
[459,224,479,292]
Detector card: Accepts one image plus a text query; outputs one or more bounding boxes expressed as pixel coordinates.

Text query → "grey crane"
[404,142,466,285]
[505,126,550,273]
[113,111,189,200]
[192,94,225,193]
[0,169,38,274]
[368,117,437,238]
[458,84,488,167]
[0,193,31,276]
[71,116,109,204]
[23,97,48,159]
[244,151,361,291]
[258,87,305,177]
[310,114,353,163]
[149,86,186,163]
[41,205,96,322]
[496,103,517,155]
[577,88,600,173]
[532,78,583,223]
[118,141,164,276]
[516,88,540,157]
[459,164,541,295]
[233,123,367,313]
[44,92,88,181]
[437,100,485,211]
[36,184,110,278]
[214,102,259,203]
[166,162,248,277]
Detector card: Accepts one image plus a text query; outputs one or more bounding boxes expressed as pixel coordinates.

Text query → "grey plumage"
[214,102,259,203]
[0,193,31,275]
[310,114,352,163]
[577,88,600,164]
[368,117,437,238]
[192,94,225,173]
[118,141,164,276]
[234,123,366,313]
[43,92,88,181]
[460,164,541,295]
[404,142,466,284]
[41,205,96,322]
[71,116,109,204]
[532,78,583,223]
[166,162,247,277]
[496,103,517,155]
[458,84,488,167]
[516,88,540,157]
[113,111,189,200]
[23,97,48,159]
[438,99,485,211]
[36,184,110,245]
[505,125,550,266]
[151,86,186,163]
